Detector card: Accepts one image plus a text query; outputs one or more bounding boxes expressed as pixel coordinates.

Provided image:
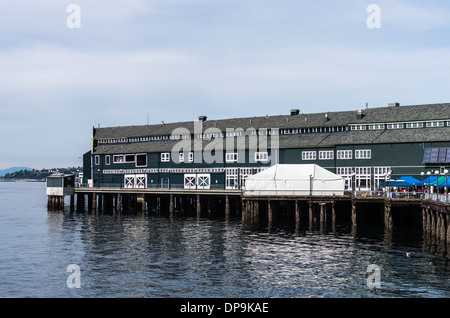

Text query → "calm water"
[0,182,449,298]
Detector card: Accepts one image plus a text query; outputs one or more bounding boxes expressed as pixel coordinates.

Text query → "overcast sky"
[1,0,450,169]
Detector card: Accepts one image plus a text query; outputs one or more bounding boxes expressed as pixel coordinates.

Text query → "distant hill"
[0,167,32,177]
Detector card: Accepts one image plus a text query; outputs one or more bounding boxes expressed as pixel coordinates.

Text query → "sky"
[1,0,450,169]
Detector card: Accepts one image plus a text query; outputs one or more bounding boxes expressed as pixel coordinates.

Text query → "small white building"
[243,164,345,196]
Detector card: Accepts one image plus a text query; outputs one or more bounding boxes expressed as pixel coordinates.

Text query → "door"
[197,174,210,190]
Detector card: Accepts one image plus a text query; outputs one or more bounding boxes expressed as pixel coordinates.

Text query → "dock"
[47,187,450,245]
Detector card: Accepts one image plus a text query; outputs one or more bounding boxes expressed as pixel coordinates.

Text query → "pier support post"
[268,200,273,228]
[295,200,300,225]
[225,195,230,220]
[70,195,75,212]
[241,200,247,223]
[436,212,442,241]
[92,193,97,213]
[331,202,336,227]
[169,194,174,217]
[384,204,393,230]
[447,214,450,243]
[352,201,357,229]
[438,212,446,241]
[117,194,121,213]
[196,194,201,217]
[76,193,85,212]
[320,203,326,224]
[430,209,436,238]
[308,202,313,227]
[421,207,427,235]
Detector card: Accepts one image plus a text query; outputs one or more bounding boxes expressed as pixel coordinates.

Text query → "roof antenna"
[366,102,368,109]
[147,113,149,125]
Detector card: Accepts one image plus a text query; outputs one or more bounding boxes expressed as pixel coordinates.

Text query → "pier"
[47,186,450,245]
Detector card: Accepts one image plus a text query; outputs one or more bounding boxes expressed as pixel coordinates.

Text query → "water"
[0,182,449,298]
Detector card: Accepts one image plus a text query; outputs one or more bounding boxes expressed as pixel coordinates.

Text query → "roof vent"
[324,113,329,122]
[357,109,364,119]
[388,102,400,107]
[290,109,300,116]
[198,115,207,122]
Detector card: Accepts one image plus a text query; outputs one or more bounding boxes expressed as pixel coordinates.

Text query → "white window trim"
[318,150,334,160]
[226,152,238,163]
[426,121,444,127]
[355,149,372,159]
[255,152,268,162]
[113,155,124,163]
[188,152,194,162]
[337,150,352,160]
[302,151,317,161]
[368,124,385,130]
[94,155,100,165]
[161,153,170,162]
[406,122,423,128]
[387,123,404,129]
[105,155,110,165]
[135,153,147,167]
[179,152,184,163]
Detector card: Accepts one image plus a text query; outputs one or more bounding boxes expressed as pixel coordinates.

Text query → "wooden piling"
[295,200,300,224]
[267,200,273,228]
[169,194,174,216]
[196,194,201,217]
[225,195,230,219]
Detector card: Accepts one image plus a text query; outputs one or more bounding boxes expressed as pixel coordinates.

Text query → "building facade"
[83,103,450,192]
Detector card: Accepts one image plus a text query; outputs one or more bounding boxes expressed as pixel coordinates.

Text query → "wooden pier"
[47,188,450,244]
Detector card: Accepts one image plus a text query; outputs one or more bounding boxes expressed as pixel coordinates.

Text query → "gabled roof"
[91,103,450,154]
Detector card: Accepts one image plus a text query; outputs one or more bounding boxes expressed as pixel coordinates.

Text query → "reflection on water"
[0,182,449,298]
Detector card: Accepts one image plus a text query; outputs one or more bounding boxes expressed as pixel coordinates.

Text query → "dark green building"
[83,102,450,192]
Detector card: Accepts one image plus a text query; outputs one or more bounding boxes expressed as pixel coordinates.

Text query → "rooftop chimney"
[198,115,207,122]
[388,102,400,107]
[290,109,300,116]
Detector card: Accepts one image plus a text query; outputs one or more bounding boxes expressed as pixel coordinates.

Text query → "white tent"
[244,164,345,196]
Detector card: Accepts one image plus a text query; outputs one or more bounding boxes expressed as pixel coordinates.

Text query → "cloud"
[1,0,450,169]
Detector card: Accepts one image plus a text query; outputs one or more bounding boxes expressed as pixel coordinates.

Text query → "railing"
[423,192,450,204]
[77,183,230,190]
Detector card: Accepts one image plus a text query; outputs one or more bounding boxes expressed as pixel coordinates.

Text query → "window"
[94,155,100,165]
[406,122,423,128]
[188,152,194,162]
[161,153,170,162]
[179,152,184,162]
[255,152,268,162]
[355,149,371,159]
[337,150,352,159]
[426,121,444,127]
[125,154,135,163]
[387,123,404,129]
[226,152,238,163]
[368,124,385,130]
[319,151,334,160]
[226,168,239,189]
[105,155,110,165]
[302,151,316,160]
[113,155,124,163]
[136,154,147,167]
[350,125,366,131]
